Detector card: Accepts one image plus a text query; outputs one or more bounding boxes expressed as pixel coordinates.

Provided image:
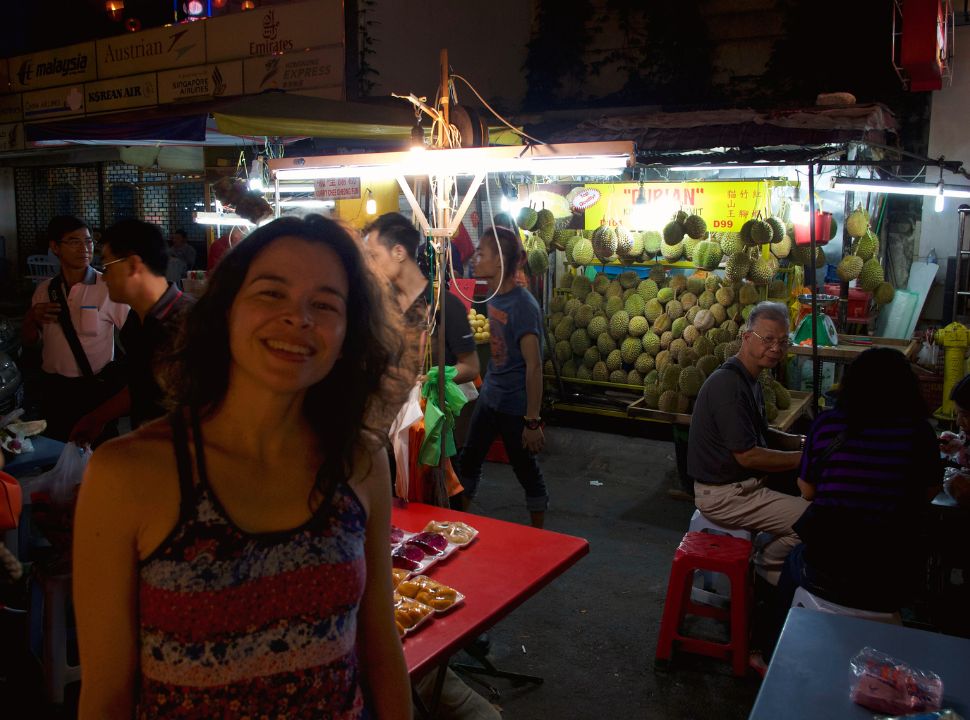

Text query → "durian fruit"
[655,350,672,374]
[628,315,649,337]
[660,330,674,350]
[709,303,727,325]
[659,390,690,414]
[766,217,785,244]
[718,232,745,256]
[582,346,601,369]
[618,270,640,290]
[715,286,735,307]
[572,237,595,265]
[660,241,684,263]
[625,293,646,317]
[562,359,578,378]
[606,349,624,372]
[607,369,626,384]
[635,353,655,375]
[657,287,675,305]
[544,359,555,375]
[615,227,636,257]
[637,279,659,301]
[576,364,593,381]
[536,208,555,230]
[697,354,719,377]
[680,292,698,311]
[517,207,538,231]
[788,245,811,267]
[771,380,792,410]
[653,313,672,335]
[682,325,700,346]
[592,273,610,294]
[604,280,623,299]
[693,240,723,270]
[571,275,592,300]
[627,369,644,386]
[621,337,643,365]
[767,280,787,300]
[683,238,700,261]
[684,214,708,240]
[586,291,604,311]
[666,299,684,320]
[550,294,566,313]
[587,315,608,340]
[570,328,591,356]
[644,298,664,323]
[605,296,624,318]
[678,347,699,367]
[686,274,707,296]
[748,258,775,285]
[642,332,661,356]
[564,297,581,316]
[874,281,895,305]
[554,316,575,341]
[846,205,869,238]
[555,340,572,363]
[765,402,779,423]
[697,289,716,310]
[642,384,661,409]
[836,255,864,282]
[641,230,663,257]
[858,259,884,291]
[855,230,879,262]
[679,366,704,397]
[609,310,631,340]
[574,304,594,328]
[694,335,714,357]
[725,253,752,283]
[771,234,792,259]
[661,365,683,392]
[693,308,715,332]
[591,225,618,261]
[663,220,685,246]
[738,283,759,306]
[669,275,688,295]
[597,332,617,356]
[592,361,609,382]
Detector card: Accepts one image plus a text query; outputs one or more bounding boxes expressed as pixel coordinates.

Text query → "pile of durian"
[834,205,895,306]
[544,268,792,418]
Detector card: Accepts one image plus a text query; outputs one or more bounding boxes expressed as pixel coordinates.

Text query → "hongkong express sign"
[10,42,98,92]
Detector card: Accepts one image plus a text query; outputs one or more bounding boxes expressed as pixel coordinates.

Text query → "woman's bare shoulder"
[87,417,177,488]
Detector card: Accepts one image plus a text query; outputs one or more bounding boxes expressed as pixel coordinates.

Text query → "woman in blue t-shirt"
[458,226,549,527]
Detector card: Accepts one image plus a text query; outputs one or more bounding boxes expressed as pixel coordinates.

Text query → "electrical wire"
[448,172,505,306]
[450,73,545,146]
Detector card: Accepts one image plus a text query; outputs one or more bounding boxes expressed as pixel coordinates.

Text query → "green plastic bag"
[418,366,469,466]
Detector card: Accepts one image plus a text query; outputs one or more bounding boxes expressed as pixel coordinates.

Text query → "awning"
[26,113,208,145]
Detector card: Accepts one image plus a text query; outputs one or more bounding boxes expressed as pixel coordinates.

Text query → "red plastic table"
[392,502,589,680]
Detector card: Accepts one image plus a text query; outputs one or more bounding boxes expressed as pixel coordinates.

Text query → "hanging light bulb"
[410,121,426,152]
[365,189,377,215]
[630,180,649,229]
[183,0,205,18]
[241,0,256,10]
[935,179,946,213]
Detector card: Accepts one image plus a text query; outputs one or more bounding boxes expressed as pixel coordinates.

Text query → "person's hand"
[522,426,544,454]
[30,302,60,325]
[939,431,965,456]
[69,413,106,448]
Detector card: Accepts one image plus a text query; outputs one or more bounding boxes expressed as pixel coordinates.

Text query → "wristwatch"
[524,417,541,430]
[799,436,806,451]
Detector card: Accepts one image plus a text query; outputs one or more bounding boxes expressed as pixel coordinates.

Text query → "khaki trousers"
[694,478,810,585]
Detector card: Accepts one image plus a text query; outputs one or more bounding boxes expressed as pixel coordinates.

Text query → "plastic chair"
[655,531,753,677]
[29,573,80,703]
[25,255,58,285]
[791,586,901,625]
[689,510,751,602]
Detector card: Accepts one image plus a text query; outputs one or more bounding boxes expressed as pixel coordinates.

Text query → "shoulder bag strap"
[48,275,95,378]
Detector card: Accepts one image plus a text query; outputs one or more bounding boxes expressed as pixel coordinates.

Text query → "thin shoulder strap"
[169,409,198,517]
[188,406,210,488]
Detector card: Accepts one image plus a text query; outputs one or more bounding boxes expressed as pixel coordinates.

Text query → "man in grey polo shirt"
[688,301,808,585]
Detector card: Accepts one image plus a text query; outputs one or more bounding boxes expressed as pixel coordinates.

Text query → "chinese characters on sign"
[314,177,361,200]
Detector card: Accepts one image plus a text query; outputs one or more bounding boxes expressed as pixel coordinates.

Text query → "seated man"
[169,228,196,270]
[70,219,194,444]
[687,301,807,585]
[22,216,129,442]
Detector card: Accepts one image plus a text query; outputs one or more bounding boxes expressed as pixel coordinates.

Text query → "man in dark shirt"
[688,302,807,585]
[70,219,194,443]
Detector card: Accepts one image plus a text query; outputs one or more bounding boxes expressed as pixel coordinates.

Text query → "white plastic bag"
[27,442,92,505]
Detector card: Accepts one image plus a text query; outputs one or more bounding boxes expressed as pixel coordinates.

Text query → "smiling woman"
[72,215,414,719]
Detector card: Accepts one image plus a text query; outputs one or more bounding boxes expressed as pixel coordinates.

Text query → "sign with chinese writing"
[97,22,205,79]
[207,0,343,63]
[243,45,343,94]
[0,94,22,123]
[584,181,771,231]
[9,42,98,92]
[0,123,24,152]
[158,61,243,104]
[23,85,85,121]
[315,177,361,200]
[84,73,157,114]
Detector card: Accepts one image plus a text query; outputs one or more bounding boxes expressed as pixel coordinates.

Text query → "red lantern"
[213,0,227,7]
[105,0,124,21]
[126,17,142,32]
[241,0,256,9]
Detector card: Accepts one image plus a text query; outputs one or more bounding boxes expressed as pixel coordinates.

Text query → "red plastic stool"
[655,531,753,677]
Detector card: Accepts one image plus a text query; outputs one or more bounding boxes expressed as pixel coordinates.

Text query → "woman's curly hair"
[159,214,410,503]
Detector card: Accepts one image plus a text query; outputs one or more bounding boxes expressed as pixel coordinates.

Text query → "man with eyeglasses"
[687,301,809,587]
[22,216,129,442]
[70,219,194,446]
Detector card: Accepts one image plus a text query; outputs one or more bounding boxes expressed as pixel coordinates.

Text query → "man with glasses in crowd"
[22,216,129,442]
[70,219,194,445]
[687,301,808,587]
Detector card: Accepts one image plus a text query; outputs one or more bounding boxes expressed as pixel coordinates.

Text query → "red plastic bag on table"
[850,647,943,715]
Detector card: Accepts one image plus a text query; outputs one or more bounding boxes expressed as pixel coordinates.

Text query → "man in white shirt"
[21,216,129,442]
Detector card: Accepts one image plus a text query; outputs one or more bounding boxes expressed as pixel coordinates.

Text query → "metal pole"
[838,189,853,329]
[434,49,451,507]
[808,163,820,415]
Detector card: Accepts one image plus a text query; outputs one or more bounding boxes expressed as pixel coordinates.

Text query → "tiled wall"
[15,162,206,267]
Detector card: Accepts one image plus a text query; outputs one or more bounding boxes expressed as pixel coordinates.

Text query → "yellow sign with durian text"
[584,181,773,232]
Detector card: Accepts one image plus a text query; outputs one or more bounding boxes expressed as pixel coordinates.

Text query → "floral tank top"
[136,411,369,719]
